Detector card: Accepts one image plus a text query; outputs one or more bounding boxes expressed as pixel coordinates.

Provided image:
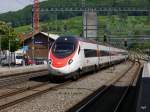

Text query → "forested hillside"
[0,0,148,27]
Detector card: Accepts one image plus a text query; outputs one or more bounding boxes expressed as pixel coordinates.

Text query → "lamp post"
[0,35,1,66]
[9,39,11,69]
[32,8,35,65]
[32,33,35,65]
[8,24,11,69]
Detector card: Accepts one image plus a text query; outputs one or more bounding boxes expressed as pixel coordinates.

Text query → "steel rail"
[0,82,49,99]
[69,61,135,112]
[0,69,48,79]
[0,81,70,111]
[113,62,141,112]
[0,60,132,111]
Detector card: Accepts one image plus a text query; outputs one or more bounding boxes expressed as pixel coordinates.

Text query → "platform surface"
[142,63,150,77]
[137,62,150,112]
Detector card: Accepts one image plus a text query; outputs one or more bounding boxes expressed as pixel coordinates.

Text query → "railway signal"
[124,39,128,47]
[103,34,107,42]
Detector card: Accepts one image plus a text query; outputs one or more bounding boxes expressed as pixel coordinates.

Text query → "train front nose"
[48,57,73,75]
[48,64,71,75]
[48,36,77,76]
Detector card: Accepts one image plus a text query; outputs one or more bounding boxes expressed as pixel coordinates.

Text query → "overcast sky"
[0,0,46,14]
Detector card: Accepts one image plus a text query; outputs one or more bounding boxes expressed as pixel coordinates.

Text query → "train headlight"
[68,59,73,65]
[48,59,52,64]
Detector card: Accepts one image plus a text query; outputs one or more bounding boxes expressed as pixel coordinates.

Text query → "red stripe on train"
[49,49,76,68]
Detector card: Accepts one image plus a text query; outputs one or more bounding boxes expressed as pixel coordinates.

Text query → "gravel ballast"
[0,62,132,112]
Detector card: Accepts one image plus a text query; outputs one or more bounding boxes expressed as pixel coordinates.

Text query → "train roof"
[58,36,98,44]
[57,36,127,51]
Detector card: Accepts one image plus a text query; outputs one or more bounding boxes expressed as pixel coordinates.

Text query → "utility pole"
[47,33,49,51]
[82,0,85,8]
[32,10,35,65]
[32,0,39,64]
[9,40,11,69]
[82,0,86,38]
[0,35,1,66]
[8,25,11,69]
[148,0,150,25]
[33,0,39,33]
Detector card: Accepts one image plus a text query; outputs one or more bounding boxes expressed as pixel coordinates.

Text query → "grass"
[14,16,150,37]
[15,25,32,34]
[14,15,150,50]
[15,16,82,35]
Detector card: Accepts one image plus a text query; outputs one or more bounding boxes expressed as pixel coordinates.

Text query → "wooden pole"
[148,0,150,25]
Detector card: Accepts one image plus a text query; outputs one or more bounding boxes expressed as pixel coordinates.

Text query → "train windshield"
[16,56,23,59]
[52,42,75,58]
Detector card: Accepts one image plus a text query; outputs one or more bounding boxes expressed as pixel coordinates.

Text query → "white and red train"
[48,36,128,80]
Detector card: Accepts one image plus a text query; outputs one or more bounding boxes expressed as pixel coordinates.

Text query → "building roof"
[40,32,59,40]
[19,32,59,41]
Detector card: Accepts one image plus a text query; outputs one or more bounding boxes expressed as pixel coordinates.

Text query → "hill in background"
[0,0,148,27]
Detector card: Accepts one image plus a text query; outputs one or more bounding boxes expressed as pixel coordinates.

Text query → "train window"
[52,42,75,58]
[121,52,128,55]
[84,49,97,58]
[16,56,23,59]
[100,50,110,56]
[55,43,74,52]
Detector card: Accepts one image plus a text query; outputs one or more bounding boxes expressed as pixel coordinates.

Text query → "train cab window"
[52,42,75,58]
[78,46,80,54]
[16,56,23,59]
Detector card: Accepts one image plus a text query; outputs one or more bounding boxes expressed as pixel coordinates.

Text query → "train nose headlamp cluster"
[68,59,73,65]
[48,59,52,64]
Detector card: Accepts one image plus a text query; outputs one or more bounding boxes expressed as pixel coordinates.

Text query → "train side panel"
[80,41,99,68]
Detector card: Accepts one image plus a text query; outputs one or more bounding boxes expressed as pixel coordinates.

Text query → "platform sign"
[34,41,46,44]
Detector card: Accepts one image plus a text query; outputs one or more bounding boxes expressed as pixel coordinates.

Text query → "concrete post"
[83,11,98,39]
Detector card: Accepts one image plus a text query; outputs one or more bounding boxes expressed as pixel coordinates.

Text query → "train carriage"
[48,36,128,80]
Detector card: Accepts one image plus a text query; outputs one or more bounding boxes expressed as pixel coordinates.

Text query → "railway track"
[0,61,123,111]
[67,61,141,112]
[0,70,49,87]
[0,82,49,99]
[113,62,141,112]
[0,69,48,79]
[0,80,70,111]
[0,60,134,111]
[0,64,105,111]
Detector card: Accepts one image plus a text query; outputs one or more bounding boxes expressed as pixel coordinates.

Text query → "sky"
[0,0,46,14]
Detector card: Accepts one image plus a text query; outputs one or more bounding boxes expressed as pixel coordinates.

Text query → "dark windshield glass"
[16,56,23,59]
[52,42,75,58]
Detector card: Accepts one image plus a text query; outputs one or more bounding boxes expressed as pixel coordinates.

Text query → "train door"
[97,44,100,66]
[79,43,85,69]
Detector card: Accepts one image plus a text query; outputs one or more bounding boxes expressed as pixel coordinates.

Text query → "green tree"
[0,21,21,52]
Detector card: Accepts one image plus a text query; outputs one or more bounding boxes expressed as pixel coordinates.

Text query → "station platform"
[0,64,48,76]
[137,62,150,112]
